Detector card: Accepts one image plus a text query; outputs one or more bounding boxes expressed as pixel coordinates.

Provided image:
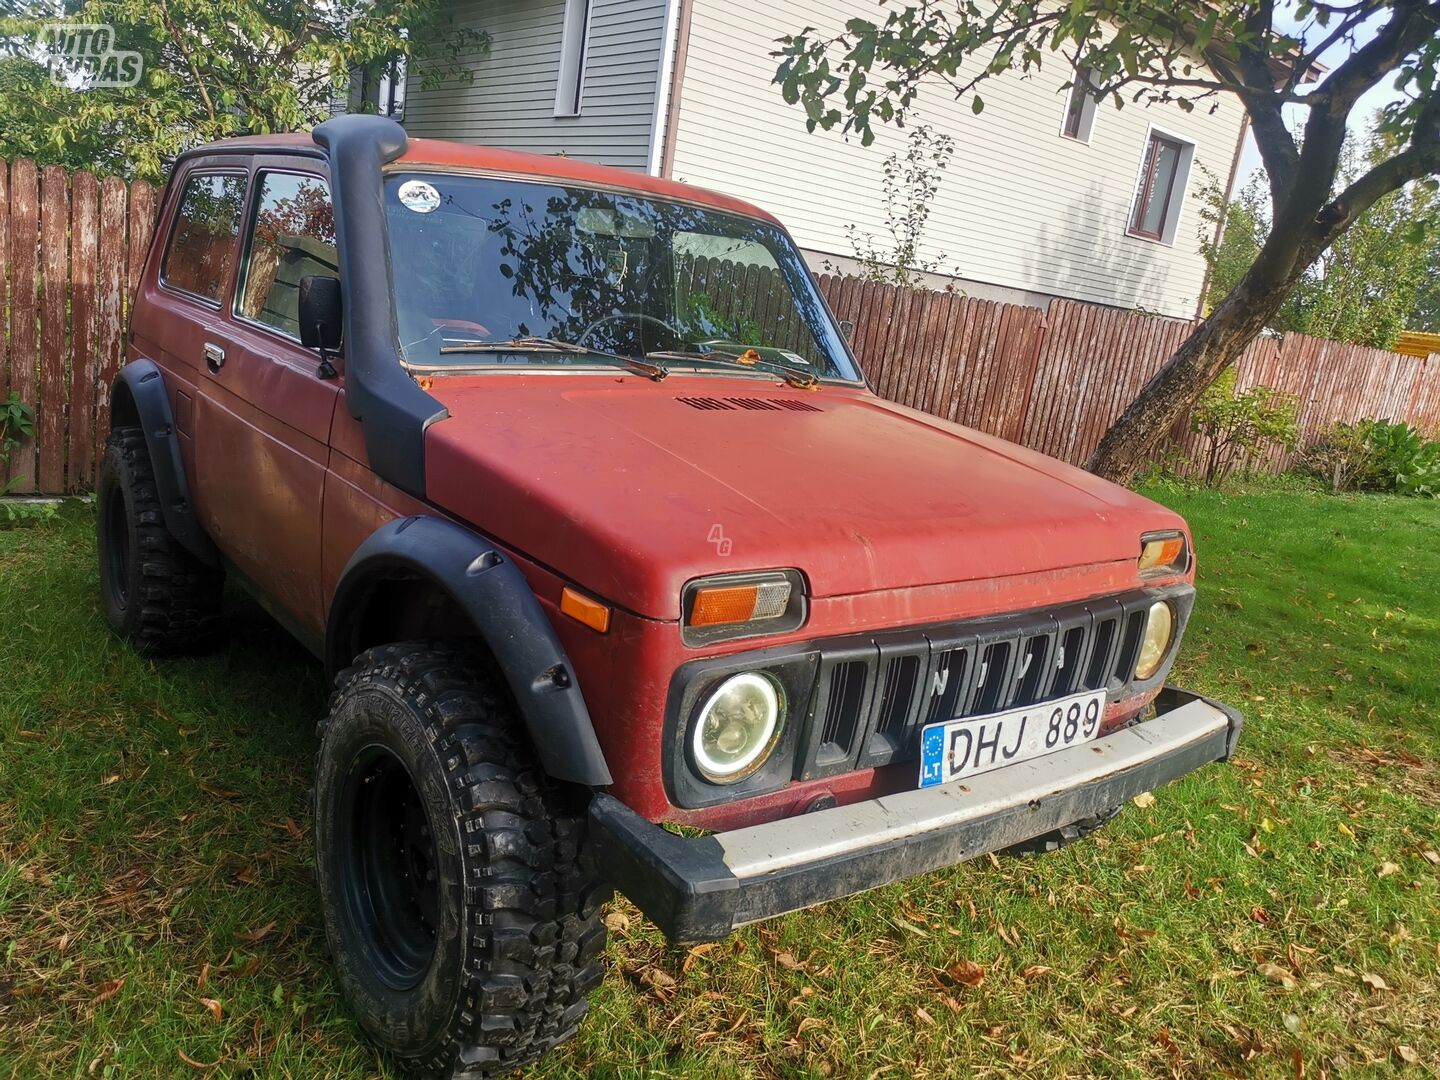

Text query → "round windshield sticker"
[397,180,441,213]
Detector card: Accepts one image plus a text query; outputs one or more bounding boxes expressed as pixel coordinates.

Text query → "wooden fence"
[2,156,1439,494]
[0,159,158,493]
[815,278,1440,473]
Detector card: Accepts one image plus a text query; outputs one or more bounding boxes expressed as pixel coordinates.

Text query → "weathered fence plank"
[7,160,39,492]
[39,166,69,493]
[92,176,129,463]
[69,171,100,492]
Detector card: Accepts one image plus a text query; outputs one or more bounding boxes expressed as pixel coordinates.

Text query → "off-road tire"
[96,426,223,654]
[313,641,609,1078]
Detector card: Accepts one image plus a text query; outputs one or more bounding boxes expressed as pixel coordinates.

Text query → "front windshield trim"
[381,165,865,386]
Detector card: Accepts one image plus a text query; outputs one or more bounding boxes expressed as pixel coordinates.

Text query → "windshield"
[383,171,858,381]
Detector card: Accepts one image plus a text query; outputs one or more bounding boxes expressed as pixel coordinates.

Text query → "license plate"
[918,688,1107,788]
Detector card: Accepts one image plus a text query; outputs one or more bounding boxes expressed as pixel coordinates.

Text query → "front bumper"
[589,686,1242,943]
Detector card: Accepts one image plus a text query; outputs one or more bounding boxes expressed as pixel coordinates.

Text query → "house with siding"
[397,0,1251,320]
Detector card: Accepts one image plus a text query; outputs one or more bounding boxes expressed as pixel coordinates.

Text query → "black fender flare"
[326,515,614,787]
[110,359,219,567]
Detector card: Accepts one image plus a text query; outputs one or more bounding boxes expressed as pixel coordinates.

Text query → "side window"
[161,173,247,302]
[237,172,337,339]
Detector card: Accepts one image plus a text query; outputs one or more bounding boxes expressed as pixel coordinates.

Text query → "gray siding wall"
[403,0,668,171]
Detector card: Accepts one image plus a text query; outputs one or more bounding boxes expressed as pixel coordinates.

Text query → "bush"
[1300,418,1440,497]
[1367,419,1440,497]
[1191,370,1300,487]
[1300,419,1383,493]
[0,392,36,495]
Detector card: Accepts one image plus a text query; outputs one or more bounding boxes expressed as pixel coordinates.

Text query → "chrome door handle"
[203,342,226,372]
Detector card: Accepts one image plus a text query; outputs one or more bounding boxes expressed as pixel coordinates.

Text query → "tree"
[1201,128,1440,348]
[774,1,1440,484]
[0,1,487,181]
[831,123,960,288]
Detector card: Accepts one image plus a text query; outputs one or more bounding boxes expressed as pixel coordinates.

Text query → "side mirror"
[839,320,855,341]
[299,275,343,352]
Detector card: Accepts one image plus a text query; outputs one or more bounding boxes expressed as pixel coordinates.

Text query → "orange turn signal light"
[689,581,792,627]
[560,587,611,633]
[1138,534,1187,575]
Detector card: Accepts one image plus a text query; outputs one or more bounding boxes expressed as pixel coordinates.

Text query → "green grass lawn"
[2,486,1437,1079]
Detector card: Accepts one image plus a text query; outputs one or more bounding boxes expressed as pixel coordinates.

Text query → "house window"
[1129,131,1194,243]
[1061,66,1098,142]
[554,0,592,117]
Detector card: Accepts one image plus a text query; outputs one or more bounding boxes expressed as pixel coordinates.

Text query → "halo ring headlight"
[691,672,784,783]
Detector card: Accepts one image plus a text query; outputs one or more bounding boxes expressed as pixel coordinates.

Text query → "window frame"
[1127,128,1196,245]
[1060,66,1099,143]
[553,0,593,117]
[232,167,337,346]
[158,168,250,309]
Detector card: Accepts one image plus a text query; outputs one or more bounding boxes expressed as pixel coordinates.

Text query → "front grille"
[793,590,1170,780]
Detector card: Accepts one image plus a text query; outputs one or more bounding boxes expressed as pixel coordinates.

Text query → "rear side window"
[162,173,247,302]
[236,172,337,340]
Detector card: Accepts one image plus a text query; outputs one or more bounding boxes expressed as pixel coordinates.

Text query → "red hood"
[423,377,1187,620]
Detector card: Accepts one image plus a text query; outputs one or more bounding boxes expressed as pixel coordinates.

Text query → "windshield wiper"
[437,336,667,381]
[645,349,820,389]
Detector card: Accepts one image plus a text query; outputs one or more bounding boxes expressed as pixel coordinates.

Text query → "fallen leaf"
[948,960,986,988]
[682,942,719,973]
[1378,862,1401,878]
[1132,791,1157,809]
[644,967,676,990]
[602,911,630,934]
[197,964,210,991]
[199,782,242,800]
[915,1006,935,1026]
[1419,850,1439,866]
[1360,972,1389,992]
[771,951,805,971]
[199,997,223,1022]
[1020,965,1052,979]
[1337,822,1356,839]
[177,1049,229,1070]
[1395,1045,1419,1065]
[1257,962,1297,990]
[93,978,125,1003]
[236,921,276,944]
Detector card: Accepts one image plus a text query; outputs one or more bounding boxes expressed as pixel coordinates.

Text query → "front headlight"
[1134,600,1175,680]
[691,672,784,783]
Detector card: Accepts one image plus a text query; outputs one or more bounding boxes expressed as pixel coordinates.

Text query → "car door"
[134,163,250,526]
[191,157,341,645]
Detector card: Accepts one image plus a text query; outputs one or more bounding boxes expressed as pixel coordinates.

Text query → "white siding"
[404,0,668,171]
[668,1,1247,318]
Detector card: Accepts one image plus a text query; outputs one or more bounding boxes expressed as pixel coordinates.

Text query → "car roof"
[184,131,782,226]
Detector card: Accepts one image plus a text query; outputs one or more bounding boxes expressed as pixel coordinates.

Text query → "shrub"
[1191,370,1300,487]
[1367,419,1440,497]
[1300,418,1440,497]
[0,392,36,495]
[1300,419,1383,493]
